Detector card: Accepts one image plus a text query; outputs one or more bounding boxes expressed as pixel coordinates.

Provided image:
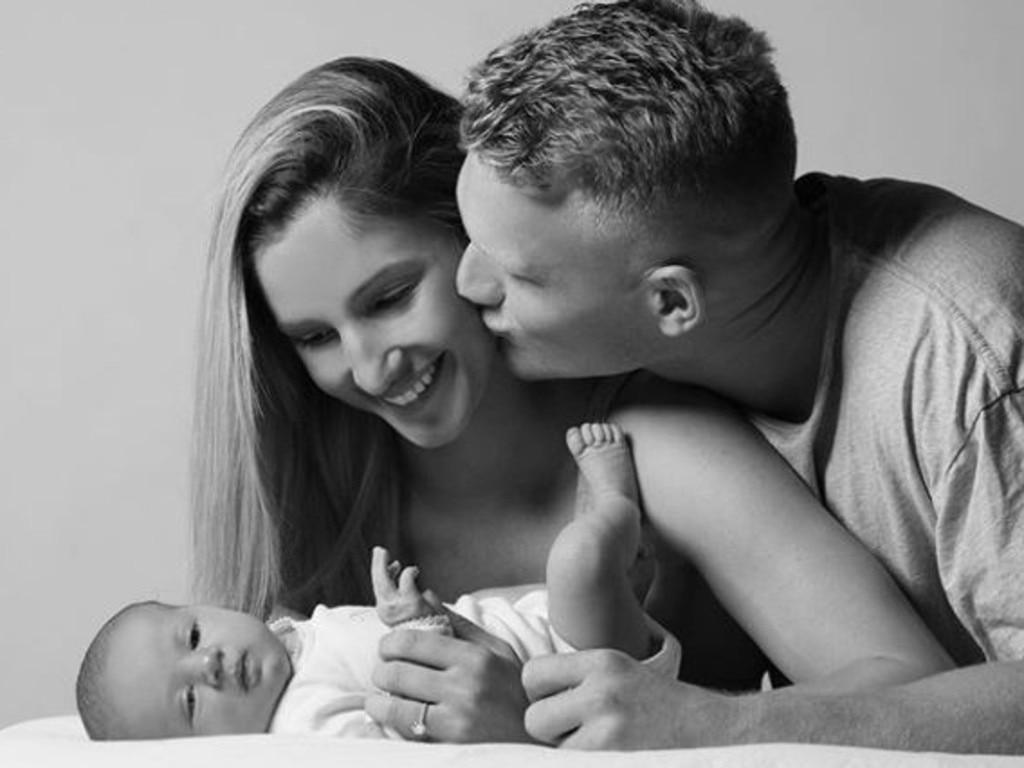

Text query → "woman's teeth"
[383,360,438,407]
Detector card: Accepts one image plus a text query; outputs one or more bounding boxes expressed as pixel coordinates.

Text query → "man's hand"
[367,621,534,743]
[523,648,734,749]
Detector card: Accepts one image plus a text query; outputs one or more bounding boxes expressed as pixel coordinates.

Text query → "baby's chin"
[257,651,295,732]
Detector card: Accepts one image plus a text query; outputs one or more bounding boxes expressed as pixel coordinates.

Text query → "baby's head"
[76,601,293,739]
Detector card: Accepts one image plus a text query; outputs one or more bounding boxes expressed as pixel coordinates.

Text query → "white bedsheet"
[2,716,1022,768]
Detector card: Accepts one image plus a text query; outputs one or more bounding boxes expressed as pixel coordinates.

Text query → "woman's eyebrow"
[350,262,421,305]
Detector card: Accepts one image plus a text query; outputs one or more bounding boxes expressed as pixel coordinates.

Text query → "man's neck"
[650,199,831,423]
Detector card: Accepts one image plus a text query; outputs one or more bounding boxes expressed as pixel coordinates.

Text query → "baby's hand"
[372,546,442,627]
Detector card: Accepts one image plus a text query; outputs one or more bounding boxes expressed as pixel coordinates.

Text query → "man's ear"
[643,264,704,337]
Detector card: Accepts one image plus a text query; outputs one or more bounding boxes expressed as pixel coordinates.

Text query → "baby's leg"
[547,423,653,659]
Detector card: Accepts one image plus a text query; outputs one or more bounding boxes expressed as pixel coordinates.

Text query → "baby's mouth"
[237,652,252,692]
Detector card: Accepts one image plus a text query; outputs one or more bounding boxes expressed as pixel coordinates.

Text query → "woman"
[192,57,951,742]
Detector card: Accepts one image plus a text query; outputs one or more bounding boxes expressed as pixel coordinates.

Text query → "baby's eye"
[189,621,201,650]
[511,272,540,286]
[186,686,197,722]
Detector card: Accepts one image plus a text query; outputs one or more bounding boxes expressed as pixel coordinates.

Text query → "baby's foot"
[566,422,638,505]
[547,423,646,624]
[564,423,641,567]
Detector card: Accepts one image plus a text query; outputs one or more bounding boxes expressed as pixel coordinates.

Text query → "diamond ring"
[410,700,430,739]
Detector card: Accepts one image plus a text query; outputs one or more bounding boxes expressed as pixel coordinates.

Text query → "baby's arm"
[371,546,522,659]
[371,546,445,628]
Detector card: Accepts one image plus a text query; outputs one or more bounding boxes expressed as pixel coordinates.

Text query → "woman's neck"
[400,365,590,503]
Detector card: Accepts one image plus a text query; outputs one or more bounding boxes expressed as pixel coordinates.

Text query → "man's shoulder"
[807,172,1024,310]
[812,174,1024,405]
[803,172,1023,253]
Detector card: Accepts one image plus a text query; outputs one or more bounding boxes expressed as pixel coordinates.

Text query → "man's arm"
[523,650,1024,753]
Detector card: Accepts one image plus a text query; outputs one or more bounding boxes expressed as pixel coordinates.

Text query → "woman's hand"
[366,619,534,743]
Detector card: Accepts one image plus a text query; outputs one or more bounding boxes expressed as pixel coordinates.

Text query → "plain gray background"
[1,0,1022,729]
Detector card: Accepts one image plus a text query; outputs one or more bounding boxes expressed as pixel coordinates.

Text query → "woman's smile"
[255,199,497,448]
[381,355,443,408]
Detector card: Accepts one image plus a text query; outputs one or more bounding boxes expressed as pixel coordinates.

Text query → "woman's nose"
[348,337,404,398]
[456,242,504,308]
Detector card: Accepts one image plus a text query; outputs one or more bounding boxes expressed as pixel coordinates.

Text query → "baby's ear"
[642,264,704,337]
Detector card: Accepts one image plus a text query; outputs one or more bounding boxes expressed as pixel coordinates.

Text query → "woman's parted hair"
[192,57,464,618]
[461,0,796,214]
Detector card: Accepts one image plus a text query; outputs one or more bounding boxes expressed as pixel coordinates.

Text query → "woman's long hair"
[191,57,465,618]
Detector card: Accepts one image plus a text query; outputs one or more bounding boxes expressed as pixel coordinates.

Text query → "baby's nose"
[194,647,224,687]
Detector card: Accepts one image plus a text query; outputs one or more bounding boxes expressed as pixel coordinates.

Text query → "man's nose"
[456,243,504,307]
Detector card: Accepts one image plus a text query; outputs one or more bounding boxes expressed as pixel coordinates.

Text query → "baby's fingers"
[398,564,423,600]
[371,546,398,602]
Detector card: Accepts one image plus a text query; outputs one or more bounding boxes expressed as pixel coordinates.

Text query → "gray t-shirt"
[754,173,1024,665]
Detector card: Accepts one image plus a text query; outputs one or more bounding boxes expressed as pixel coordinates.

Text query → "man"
[455,0,1024,754]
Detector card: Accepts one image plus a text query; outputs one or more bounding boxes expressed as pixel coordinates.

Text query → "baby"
[76,423,679,741]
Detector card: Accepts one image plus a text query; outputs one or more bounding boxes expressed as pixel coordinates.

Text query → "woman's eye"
[294,329,335,349]
[189,622,201,650]
[371,283,415,312]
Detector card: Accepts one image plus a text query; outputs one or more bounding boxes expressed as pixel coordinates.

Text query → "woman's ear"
[642,264,704,337]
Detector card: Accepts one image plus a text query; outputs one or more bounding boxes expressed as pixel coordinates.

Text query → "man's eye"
[189,621,201,650]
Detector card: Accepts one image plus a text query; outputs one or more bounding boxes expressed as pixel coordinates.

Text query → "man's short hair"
[462,0,797,216]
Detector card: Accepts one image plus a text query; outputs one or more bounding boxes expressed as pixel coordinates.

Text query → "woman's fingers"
[442,612,522,665]
[364,691,441,741]
[378,626,486,668]
[371,629,533,743]
[372,656,445,701]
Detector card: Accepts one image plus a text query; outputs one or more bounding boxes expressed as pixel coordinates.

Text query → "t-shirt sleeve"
[935,388,1024,661]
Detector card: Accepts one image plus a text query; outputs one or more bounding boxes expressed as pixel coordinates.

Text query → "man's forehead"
[460,153,567,208]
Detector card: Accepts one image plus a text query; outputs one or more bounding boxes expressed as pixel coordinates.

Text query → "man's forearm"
[722,662,1024,754]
